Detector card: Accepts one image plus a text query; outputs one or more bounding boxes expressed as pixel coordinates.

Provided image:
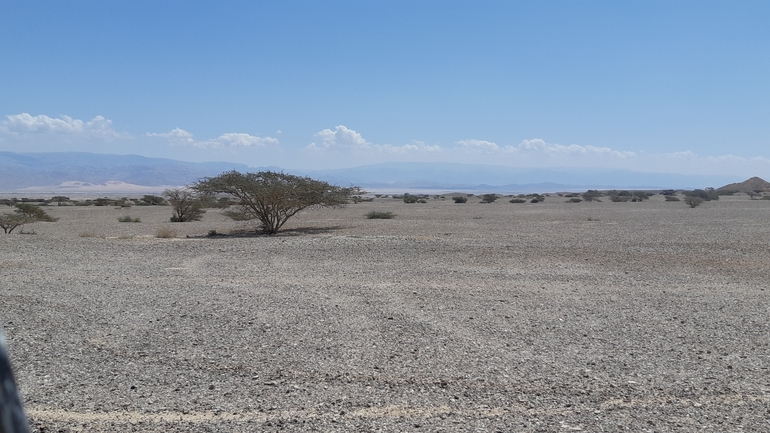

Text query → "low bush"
[118,216,141,223]
[78,231,103,238]
[155,227,177,238]
[684,188,719,201]
[665,196,681,201]
[480,194,498,203]
[509,198,527,203]
[453,196,468,203]
[684,196,703,208]
[582,190,603,202]
[567,198,583,203]
[366,211,396,219]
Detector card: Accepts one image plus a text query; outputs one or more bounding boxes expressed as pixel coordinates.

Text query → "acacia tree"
[193,171,361,234]
[164,188,206,222]
[0,204,58,234]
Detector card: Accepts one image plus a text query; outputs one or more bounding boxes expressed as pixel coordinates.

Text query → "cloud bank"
[299,125,770,177]
[306,125,441,154]
[0,113,130,141]
[147,128,279,149]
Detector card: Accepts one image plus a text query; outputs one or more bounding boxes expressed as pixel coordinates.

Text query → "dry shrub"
[78,231,103,238]
[155,227,177,238]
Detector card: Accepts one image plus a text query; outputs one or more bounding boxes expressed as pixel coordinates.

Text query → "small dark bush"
[480,194,498,203]
[509,198,526,203]
[453,196,468,203]
[118,216,141,223]
[141,195,166,206]
[665,196,681,201]
[582,190,603,202]
[567,198,583,203]
[366,211,396,219]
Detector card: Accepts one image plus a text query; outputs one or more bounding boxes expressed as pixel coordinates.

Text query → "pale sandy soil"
[1,194,769,432]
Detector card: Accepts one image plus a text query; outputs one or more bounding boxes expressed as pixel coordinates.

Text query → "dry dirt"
[1,195,769,432]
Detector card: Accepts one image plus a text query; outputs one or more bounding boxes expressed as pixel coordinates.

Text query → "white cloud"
[0,113,129,140]
[503,138,637,158]
[308,125,372,151]
[146,127,195,144]
[147,129,279,149]
[306,125,441,154]
[457,139,499,152]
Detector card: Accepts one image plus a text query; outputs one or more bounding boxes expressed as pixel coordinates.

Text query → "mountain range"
[0,151,746,194]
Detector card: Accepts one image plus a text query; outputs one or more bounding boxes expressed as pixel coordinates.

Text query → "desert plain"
[1,194,769,432]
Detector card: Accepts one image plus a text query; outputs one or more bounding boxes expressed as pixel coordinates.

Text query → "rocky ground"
[1,194,769,432]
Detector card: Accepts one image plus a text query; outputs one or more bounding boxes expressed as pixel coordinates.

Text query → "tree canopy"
[193,171,360,234]
[0,204,58,234]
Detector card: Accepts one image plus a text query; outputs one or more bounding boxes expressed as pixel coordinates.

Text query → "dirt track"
[1,194,769,431]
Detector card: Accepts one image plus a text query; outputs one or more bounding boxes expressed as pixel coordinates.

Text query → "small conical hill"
[717,176,770,193]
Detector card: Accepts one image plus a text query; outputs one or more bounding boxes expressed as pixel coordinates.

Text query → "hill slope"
[717,176,770,193]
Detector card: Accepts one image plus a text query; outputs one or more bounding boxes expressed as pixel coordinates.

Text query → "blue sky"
[1,1,769,177]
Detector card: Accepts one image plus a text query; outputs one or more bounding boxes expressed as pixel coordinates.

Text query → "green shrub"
[118,216,141,223]
[366,211,396,219]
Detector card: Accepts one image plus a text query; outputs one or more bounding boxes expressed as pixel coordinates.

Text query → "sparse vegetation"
[165,188,206,222]
[140,195,166,206]
[684,196,703,208]
[582,190,603,202]
[665,196,681,201]
[607,190,649,202]
[567,198,583,203]
[684,188,719,202]
[366,211,396,219]
[509,198,527,203]
[155,227,177,238]
[453,196,468,203]
[480,194,498,203]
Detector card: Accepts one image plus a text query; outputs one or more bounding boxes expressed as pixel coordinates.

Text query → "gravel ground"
[1,195,769,432]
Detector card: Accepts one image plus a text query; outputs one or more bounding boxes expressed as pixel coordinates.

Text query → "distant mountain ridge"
[0,151,746,193]
[0,151,257,191]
